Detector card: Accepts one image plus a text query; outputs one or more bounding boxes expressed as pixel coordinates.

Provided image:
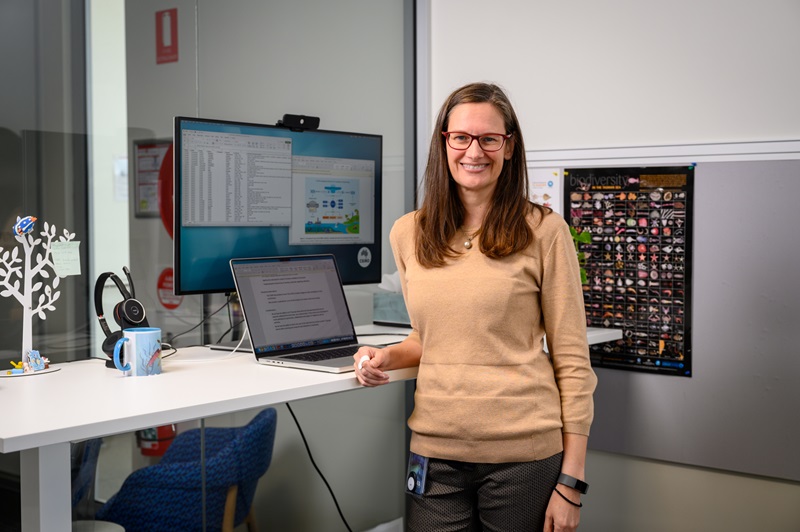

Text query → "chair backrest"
[96,408,277,530]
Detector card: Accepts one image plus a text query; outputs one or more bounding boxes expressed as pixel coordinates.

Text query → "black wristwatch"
[557,473,589,494]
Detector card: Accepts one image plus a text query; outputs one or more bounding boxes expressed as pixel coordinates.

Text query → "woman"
[354,82,596,531]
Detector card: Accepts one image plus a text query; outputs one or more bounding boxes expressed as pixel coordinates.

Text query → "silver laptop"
[229,254,372,373]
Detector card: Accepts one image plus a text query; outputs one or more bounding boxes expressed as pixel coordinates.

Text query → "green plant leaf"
[570,226,590,284]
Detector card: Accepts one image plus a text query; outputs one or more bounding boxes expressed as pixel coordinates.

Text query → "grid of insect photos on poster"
[565,166,693,377]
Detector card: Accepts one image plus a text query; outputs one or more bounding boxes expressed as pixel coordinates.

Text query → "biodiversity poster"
[564,166,693,376]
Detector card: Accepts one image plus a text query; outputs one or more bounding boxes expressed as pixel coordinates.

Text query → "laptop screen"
[231,255,358,355]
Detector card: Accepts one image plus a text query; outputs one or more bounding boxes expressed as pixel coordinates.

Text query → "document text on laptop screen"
[233,256,357,354]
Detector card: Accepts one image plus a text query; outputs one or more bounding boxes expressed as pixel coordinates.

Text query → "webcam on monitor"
[276,114,320,132]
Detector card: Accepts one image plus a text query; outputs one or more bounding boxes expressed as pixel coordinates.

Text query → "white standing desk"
[0,325,619,531]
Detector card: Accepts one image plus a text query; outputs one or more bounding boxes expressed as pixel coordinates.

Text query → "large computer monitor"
[173,116,382,295]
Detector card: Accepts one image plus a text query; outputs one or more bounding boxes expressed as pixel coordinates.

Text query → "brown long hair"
[416,82,547,267]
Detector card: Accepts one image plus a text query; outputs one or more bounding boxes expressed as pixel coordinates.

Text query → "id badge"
[405,452,428,495]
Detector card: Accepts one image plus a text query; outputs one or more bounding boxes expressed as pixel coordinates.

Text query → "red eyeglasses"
[442,131,512,152]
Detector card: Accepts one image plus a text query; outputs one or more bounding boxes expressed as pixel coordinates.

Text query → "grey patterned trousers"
[406,452,563,532]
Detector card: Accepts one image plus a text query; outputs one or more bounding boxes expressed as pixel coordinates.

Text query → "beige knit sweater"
[390,208,597,463]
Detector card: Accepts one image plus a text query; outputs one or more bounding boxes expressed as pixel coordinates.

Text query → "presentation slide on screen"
[289,155,375,245]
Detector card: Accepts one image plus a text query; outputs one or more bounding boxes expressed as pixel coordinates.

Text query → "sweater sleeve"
[539,216,597,436]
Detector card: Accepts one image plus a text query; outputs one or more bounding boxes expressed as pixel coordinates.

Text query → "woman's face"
[445,102,512,198]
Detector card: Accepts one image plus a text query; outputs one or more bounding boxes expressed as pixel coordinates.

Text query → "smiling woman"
[354,82,596,532]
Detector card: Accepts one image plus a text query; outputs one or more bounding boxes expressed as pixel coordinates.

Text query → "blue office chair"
[96,408,277,532]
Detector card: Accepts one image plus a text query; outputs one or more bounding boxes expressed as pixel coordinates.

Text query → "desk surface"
[0,326,620,454]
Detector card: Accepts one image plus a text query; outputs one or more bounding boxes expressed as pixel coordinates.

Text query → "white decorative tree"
[0,217,75,361]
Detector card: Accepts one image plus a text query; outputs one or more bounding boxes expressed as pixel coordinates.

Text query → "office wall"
[423,0,800,150]
[422,1,800,530]
[125,1,410,530]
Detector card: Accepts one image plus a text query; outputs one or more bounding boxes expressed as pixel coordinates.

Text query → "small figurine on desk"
[7,360,24,376]
[28,350,47,371]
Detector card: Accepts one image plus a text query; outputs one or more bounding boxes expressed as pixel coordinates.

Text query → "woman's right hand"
[354,345,390,387]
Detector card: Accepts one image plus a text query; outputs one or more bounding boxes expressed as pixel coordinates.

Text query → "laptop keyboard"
[284,346,360,362]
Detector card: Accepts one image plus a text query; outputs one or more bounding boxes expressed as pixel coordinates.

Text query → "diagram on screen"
[304,178,360,235]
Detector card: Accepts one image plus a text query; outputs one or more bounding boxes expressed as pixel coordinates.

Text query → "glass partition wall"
[0,0,95,525]
[1,0,127,365]
[0,1,92,366]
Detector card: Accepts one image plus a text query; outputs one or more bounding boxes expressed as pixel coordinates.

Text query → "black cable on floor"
[285,402,353,532]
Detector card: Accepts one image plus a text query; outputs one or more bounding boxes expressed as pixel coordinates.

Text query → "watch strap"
[557,472,589,494]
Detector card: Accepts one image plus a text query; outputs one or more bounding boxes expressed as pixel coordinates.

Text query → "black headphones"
[94,266,149,357]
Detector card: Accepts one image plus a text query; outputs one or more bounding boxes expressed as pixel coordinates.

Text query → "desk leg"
[20,442,71,532]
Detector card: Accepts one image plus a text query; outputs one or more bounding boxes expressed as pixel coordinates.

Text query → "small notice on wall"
[529,168,562,215]
[134,139,171,217]
[564,166,694,377]
[156,8,178,64]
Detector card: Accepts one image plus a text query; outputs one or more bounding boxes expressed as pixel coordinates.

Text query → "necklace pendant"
[464,240,472,249]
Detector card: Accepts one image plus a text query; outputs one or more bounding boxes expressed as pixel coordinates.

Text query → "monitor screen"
[173,116,382,295]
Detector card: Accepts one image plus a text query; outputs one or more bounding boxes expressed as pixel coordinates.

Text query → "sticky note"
[51,241,81,277]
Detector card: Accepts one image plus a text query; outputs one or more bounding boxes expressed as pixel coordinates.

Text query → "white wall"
[424,0,800,150]
[422,1,800,530]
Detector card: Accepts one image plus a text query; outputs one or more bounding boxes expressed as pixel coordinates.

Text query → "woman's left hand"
[544,487,581,532]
